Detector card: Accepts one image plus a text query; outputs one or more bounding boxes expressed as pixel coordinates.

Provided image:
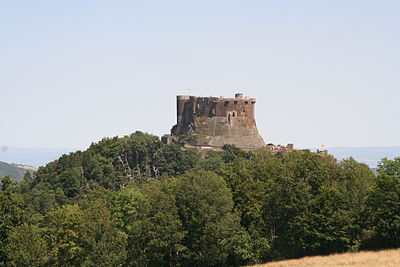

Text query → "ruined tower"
[168,93,265,150]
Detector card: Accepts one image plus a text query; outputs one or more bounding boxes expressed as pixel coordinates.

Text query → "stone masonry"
[167,93,266,150]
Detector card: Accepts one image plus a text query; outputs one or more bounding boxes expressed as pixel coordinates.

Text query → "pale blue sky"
[1,1,399,149]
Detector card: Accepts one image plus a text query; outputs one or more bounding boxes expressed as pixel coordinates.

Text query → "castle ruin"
[165,93,266,150]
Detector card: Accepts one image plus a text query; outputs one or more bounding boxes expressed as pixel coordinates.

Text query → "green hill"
[0,161,37,180]
[1,131,399,267]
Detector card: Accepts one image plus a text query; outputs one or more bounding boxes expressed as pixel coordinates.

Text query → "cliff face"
[170,93,265,149]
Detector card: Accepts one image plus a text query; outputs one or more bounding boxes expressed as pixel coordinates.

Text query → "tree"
[0,176,26,265]
[222,144,251,163]
[158,144,199,176]
[45,204,86,266]
[218,150,375,260]
[364,157,400,248]
[198,150,225,171]
[44,192,127,267]
[174,170,252,266]
[113,181,185,266]
[217,155,274,263]
[5,224,49,267]
[79,191,128,267]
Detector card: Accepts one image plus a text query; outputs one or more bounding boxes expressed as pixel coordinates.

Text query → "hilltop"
[0,131,399,267]
[0,146,76,167]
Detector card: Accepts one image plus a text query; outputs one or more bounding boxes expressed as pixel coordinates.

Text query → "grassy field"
[247,249,400,267]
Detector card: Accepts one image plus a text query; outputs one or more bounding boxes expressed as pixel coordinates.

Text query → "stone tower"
[169,93,265,150]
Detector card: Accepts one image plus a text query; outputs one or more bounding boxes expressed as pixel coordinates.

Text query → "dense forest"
[1,131,399,267]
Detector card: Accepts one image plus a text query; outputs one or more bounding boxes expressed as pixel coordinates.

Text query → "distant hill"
[0,161,37,180]
[311,146,400,168]
[1,145,399,169]
[0,146,78,167]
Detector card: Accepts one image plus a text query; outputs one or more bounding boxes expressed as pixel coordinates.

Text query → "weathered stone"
[169,93,265,150]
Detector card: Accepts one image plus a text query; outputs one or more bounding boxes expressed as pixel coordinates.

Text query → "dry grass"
[247,249,400,267]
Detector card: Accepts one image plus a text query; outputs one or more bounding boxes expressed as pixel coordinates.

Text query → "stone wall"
[170,93,265,150]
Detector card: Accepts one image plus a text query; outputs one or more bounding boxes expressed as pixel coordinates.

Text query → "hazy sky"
[1,1,399,149]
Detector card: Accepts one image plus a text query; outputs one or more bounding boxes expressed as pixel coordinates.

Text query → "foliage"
[5,224,49,267]
[364,157,400,248]
[1,132,399,266]
[174,170,252,266]
[0,176,27,266]
[24,132,199,213]
[218,150,375,260]
[113,180,185,266]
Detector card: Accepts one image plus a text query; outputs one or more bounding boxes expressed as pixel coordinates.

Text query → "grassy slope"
[247,249,400,267]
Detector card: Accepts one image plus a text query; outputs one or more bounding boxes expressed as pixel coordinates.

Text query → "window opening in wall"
[210,107,216,117]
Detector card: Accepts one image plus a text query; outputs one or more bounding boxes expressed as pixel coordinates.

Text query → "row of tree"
[1,131,399,266]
